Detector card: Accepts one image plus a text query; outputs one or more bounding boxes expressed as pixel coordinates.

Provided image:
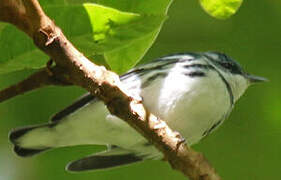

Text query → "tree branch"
[0,0,221,179]
[0,64,71,103]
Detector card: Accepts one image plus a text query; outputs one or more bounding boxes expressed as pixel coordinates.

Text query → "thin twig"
[0,65,71,103]
[0,0,221,179]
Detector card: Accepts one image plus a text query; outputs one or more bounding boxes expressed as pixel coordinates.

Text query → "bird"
[9,52,266,172]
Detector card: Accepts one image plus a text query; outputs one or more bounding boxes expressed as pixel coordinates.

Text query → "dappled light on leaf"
[0,1,171,74]
[199,0,243,19]
[83,3,167,74]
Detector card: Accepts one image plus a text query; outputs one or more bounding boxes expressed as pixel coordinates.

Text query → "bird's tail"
[10,124,157,171]
[9,123,55,157]
[66,147,145,172]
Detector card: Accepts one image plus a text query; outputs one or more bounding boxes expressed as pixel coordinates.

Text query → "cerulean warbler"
[9,52,266,172]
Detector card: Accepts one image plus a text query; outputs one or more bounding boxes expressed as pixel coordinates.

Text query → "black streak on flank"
[216,72,234,106]
[183,64,214,77]
[184,71,206,77]
[121,54,204,81]
[200,56,234,106]
[183,64,214,70]
[121,59,180,80]
[141,72,168,89]
[202,120,223,137]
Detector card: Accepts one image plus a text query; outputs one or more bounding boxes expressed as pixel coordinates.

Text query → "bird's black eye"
[220,62,232,69]
[219,61,236,71]
[203,52,245,75]
[217,54,244,74]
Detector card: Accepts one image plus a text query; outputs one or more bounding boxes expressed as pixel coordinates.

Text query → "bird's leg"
[46,59,55,76]
[45,59,72,86]
[174,131,187,152]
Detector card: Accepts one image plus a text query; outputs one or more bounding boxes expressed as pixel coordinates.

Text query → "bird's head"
[203,52,267,102]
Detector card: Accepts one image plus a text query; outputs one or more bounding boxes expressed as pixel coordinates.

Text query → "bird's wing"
[49,67,148,123]
[50,56,182,123]
[51,93,95,122]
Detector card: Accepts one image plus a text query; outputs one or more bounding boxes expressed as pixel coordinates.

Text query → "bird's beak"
[246,74,268,84]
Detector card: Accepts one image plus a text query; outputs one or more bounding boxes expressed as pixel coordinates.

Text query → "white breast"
[141,66,231,145]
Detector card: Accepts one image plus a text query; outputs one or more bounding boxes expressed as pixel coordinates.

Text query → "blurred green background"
[0,0,280,179]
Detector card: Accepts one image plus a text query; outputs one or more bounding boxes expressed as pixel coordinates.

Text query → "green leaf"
[0,23,48,74]
[104,28,161,73]
[87,0,172,14]
[199,0,243,19]
[83,3,167,73]
[0,0,172,75]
